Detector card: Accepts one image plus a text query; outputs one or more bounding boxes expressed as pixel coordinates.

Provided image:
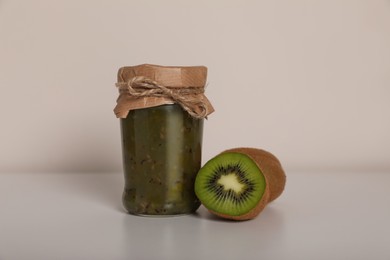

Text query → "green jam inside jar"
[120,104,203,215]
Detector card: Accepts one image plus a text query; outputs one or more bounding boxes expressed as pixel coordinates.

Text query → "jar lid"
[118,64,207,88]
[114,64,214,119]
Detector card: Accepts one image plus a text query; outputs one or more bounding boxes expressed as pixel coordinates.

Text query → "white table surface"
[0,171,389,260]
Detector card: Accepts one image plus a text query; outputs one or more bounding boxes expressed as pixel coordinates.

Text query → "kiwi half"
[195,148,286,220]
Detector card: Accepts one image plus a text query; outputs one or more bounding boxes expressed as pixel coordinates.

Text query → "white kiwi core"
[217,173,245,193]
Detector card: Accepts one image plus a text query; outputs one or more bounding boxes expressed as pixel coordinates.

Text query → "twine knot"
[116,76,208,119]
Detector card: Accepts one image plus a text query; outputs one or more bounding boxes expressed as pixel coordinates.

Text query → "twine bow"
[116,76,208,119]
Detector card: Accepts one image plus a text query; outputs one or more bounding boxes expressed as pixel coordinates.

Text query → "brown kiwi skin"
[205,148,286,221]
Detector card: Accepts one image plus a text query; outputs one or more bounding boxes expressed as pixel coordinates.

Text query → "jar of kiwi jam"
[114,64,214,216]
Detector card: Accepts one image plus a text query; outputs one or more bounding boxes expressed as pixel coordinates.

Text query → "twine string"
[116,76,207,119]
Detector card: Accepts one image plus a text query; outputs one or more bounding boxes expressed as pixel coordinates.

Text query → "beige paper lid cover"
[114,64,214,119]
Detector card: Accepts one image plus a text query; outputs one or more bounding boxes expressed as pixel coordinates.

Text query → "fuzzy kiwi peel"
[195,147,286,221]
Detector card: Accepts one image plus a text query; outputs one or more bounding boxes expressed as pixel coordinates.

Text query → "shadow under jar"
[114,64,214,216]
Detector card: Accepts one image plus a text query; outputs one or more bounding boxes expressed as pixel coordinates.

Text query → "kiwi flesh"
[194,152,270,220]
[195,147,286,220]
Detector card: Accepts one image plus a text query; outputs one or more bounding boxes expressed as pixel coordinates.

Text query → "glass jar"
[114,64,214,216]
[121,104,203,215]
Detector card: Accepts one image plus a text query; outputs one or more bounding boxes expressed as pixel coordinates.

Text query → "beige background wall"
[1,0,389,173]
